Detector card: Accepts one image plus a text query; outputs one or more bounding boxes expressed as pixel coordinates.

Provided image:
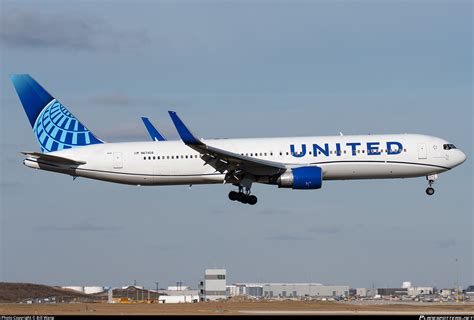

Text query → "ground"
[1,301,473,315]
[1,283,473,315]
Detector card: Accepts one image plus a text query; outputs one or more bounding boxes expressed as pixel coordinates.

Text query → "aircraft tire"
[228,191,238,201]
[248,195,257,205]
[426,187,435,196]
[235,192,246,203]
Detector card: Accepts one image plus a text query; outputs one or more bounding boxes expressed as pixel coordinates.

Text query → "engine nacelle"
[277,166,323,189]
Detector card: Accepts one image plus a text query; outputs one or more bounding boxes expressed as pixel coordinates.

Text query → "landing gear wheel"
[240,195,249,204]
[425,175,438,196]
[236,192,246,203]
[228,191,238,201]
[426,187,435,196]
[247,195,257,205]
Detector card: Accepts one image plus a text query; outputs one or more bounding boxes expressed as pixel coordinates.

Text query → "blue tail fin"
[11,74,103,152]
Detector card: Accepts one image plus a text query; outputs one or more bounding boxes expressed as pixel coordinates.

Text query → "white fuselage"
[24,133,466,186]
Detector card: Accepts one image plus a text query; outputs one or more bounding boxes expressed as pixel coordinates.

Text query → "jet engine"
[277,166,323,189]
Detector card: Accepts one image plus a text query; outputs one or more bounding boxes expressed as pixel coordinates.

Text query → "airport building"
[199,269,227,301]
[376,288,408,297]
[229,283,350,298]
[161,285,198,297]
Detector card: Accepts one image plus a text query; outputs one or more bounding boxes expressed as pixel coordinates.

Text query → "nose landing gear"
[426,186,435,196]
[425,174,438,196]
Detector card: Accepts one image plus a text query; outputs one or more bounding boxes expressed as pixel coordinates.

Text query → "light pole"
[455,258,460,302]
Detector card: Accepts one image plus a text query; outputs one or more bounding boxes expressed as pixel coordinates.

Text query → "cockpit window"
[443,144,457,150]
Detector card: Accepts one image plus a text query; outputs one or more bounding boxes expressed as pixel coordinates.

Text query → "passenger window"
[270,152,273,156]
[279,152,282,156]
[153,156,156,160]
[362,150,365,154]
[148,156,151,160]
[143,157,146,160]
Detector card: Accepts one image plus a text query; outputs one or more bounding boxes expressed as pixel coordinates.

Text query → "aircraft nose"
[454,149,467,166]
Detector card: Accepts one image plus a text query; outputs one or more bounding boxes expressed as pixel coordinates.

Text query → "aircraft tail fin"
[11,74,103,152]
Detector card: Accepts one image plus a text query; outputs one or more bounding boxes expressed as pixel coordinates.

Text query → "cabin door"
[113,152,123,169]
[417,143,427,159]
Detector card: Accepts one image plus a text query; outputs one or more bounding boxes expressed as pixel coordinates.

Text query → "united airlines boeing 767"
[11,74,466,205]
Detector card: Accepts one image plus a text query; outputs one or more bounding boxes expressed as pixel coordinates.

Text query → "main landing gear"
[228,188,257,205]
[228,176,257,205]
[425,174,438,196]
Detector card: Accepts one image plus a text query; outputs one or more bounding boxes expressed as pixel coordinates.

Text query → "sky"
[0,0,472,290]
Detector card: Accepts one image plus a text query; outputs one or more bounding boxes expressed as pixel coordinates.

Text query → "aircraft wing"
[22,151,86,166]
[141,117,167,141]
[168,111,287,177]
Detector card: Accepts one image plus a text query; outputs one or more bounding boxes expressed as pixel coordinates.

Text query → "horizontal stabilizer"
[22,151,86,166]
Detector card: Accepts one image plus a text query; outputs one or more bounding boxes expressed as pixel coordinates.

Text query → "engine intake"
[277,166,323,189]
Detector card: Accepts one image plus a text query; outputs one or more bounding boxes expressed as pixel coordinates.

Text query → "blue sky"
[0,0,472,290]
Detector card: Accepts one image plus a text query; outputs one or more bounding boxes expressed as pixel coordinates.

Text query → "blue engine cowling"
[277,166,323,189]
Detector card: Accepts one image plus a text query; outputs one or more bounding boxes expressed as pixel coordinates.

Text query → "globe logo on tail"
[33,100,102,152]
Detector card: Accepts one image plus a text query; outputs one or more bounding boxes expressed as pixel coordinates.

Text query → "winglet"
[168,111,202,145]
[141,117,167,141]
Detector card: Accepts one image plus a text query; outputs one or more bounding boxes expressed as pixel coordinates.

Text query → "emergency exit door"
[418,143,427,159]
[113,152,123,168]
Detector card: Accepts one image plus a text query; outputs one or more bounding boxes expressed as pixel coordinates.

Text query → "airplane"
[141,117,167,141]
[11,74,467,205]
